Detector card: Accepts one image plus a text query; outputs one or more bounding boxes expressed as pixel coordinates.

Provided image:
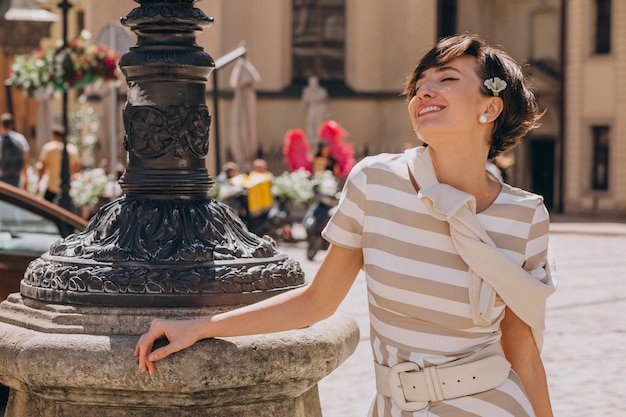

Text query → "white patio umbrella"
[228,57,261,172]
[35,89,53,152]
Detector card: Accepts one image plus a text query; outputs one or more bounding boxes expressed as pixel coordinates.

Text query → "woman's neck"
[428,145,501,212]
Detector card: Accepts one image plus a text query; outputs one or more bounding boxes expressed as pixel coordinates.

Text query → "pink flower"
[283,128,312,172]
[317,120,355,177]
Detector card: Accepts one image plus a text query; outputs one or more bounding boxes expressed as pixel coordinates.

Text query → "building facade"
[1,0,625,217]
[562,0,626,215]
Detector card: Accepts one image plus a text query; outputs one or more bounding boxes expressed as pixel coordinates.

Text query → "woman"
[135,34,556,417]
[311,140,338,176]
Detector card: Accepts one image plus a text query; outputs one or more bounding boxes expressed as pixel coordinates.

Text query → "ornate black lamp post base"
[21,197,304,306]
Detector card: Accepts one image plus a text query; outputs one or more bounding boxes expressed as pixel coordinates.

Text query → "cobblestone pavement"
[279,221,626,417]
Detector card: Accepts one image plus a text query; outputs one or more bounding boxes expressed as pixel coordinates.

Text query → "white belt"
[374,344,511,411]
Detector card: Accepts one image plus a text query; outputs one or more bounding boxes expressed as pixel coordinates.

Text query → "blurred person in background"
[487,153,514,184]
[36,125,81,202]
[316,120,354,179]
[0,113,29,189]
[250,158,272,178]
[215,161,239,185]
[282,128,312,173]
[311,140,338,177]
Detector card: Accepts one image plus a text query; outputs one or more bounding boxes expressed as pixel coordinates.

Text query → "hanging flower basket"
[8,31,121,97]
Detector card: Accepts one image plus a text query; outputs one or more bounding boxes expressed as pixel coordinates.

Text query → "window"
[0,201,65,253]
[437,0,457,39]
[594,0,611,54]
[591,125,610,190]
[292,0,345,82]
[77,11,85,34]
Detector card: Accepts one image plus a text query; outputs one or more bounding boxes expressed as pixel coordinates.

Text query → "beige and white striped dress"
[322,148,550,417]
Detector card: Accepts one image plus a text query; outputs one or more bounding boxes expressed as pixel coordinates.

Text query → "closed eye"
[412,76,458,96]
[415,77,457,91]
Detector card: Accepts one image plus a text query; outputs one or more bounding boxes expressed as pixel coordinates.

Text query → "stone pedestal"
[0,294,359,417]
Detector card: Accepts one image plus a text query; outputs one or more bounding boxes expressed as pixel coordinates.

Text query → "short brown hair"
[52,124,66,137]
[1,113,14,129]
[404,34,542,159]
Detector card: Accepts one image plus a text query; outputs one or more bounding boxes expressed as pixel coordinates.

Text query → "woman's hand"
[133,244,363,375]
[134,318,204,375]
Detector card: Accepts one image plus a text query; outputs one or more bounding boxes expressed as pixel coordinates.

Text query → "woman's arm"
[21,150,29,189]
[134,243,363,374]
[500,307,554,417]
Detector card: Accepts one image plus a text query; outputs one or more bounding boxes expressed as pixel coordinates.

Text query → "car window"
[0,200,63,253]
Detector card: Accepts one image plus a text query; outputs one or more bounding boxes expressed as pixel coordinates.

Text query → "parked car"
[0,181,87,301]
[0,182,88,413]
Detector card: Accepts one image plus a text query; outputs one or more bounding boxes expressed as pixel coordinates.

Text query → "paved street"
[279,221,626,417]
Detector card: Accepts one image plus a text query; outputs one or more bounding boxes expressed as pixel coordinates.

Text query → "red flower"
[8,31,121,96]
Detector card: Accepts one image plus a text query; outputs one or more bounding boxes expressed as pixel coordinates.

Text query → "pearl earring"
[478,114,488,124]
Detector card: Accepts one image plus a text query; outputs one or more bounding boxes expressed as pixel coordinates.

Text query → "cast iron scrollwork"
[124,104,210,159]
[21,198,306,306]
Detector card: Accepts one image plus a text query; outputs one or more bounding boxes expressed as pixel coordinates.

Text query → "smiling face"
[408,55,493,147]
[404,34,541,159]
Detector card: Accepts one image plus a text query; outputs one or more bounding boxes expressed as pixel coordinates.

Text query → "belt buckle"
[387,362,429,412]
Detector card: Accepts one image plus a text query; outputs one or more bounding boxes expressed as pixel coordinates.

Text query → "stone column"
[0,1,359,415]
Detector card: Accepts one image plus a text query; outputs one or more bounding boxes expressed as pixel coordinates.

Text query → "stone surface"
[0,298,359,417]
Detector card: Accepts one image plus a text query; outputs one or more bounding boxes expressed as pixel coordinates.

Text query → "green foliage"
[8,31,120,97]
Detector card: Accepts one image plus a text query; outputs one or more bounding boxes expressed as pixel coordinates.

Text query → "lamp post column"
[53,0,75,212]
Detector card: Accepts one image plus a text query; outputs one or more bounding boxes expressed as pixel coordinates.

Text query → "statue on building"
[301,75,330,141]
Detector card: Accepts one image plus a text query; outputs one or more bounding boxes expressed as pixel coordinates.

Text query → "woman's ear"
[483,97,504,123]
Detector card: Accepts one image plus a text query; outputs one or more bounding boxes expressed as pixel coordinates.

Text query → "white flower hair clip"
[484,77,507,97]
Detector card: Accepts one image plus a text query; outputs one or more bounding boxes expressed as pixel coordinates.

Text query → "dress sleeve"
[522,199,553,285]
[321,157,368,249]
[521,200,557,350]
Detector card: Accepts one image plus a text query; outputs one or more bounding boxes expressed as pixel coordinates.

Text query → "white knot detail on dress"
[418,181,499,325]
[405,146,557,350]
[418,183,476,221]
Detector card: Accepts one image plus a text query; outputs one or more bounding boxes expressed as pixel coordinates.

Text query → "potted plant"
[8,30,120,97]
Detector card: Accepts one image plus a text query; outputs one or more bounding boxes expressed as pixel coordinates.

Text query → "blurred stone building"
[1,0,625,216]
